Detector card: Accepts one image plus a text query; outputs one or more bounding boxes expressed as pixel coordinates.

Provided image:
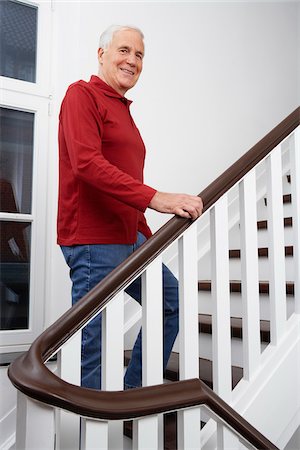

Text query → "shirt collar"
[90,75,132,106]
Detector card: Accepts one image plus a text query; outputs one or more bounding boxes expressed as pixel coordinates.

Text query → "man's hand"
[149,191,203,220]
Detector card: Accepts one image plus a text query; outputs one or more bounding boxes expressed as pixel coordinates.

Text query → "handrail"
[8,107,299,449]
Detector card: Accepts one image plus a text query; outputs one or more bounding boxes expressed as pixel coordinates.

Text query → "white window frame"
[0,0,52,98]
[0,0,52,352]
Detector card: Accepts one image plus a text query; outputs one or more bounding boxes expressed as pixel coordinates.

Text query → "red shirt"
[57,75,156,245]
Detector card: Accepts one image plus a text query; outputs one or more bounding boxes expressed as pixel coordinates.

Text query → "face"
[98,29,144,96]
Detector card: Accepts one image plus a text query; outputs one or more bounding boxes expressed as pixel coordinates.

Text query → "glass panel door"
[0,107,34,331]
[0,221,31,330]
[0,107,34,214]
[0,0,51,348]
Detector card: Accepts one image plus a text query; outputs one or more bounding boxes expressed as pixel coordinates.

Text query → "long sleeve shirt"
[57,75,156,245]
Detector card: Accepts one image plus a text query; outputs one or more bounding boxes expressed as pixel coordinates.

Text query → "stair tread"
[198,280,294,295]
[198,313,270,342]
[264,193,291,206]
[124,350,243,390]
[229,245,293,258]
[257,216,292,229]
[165,352,243,389]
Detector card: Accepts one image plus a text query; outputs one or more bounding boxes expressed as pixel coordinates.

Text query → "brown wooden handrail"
[8,107,299,449]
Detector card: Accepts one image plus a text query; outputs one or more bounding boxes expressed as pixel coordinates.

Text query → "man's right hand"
[148,191,203,220]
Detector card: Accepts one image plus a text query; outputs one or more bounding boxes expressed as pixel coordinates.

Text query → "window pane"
[0,107,34,214]
[0,221,31,330]
[0,0,38,82]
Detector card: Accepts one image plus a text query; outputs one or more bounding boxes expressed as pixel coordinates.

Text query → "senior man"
[57,24,203,390]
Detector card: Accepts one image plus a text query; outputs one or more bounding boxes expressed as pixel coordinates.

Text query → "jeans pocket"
[60,245,74,268]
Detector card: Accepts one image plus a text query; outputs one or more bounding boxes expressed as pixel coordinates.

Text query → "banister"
[8,107,299,449]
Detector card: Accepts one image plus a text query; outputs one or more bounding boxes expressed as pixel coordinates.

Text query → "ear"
[98,48,105,64]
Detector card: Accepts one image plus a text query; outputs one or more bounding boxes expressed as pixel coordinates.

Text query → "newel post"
[15,391,55,450]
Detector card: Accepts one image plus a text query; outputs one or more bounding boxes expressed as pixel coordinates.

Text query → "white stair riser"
[228,256,295,281]
[228,225,294,249]
[198,333,268,368]
[282,181,292,195]
[257,227,294,248]
[198,291,295,321]
[199,253,294,281]
[256,199,292,221]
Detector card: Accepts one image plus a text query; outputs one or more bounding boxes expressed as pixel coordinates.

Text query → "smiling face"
[97,29,144,96]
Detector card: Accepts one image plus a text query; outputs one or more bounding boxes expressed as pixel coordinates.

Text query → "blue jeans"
[61,232,179,390]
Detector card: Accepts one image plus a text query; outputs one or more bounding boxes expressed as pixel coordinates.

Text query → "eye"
[136,53,143,60]
[119,48,128,54]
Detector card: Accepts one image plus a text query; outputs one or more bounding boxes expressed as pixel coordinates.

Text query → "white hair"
[98,25,144,50]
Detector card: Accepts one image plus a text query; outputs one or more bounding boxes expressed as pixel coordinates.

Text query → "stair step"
[198,314,270,343]
[257,216,292,229]
[165,352,243,389]
[198,280,294,296]
[229,246,293,259]
[124,350,243,391]
[264,193,291,206]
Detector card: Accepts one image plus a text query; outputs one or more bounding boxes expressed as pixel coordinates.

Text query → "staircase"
[123,179,294,448]
[7,107,300,449]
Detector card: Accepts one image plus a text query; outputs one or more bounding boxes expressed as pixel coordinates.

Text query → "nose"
[126,52,137,66]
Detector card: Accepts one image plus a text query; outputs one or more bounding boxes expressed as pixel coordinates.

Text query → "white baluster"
[57,329,81,384]
[102,291,124,449]
[178,224,199,380]
[16,391,55,450]
[133,415,159,450]
[141,258,164,448]
[142,257,163,387]
[239,171,261,380]
[178,406,201,450]
[177,225,201,449]
[238,438,254,449]
[81,418,108,450]
[56,331,81,449]
[102,291,124,390]
[55,409,81,450]
[266,147,286,343]
[210,196,232,402]
[217,423,241,449]
[290,127,300,313]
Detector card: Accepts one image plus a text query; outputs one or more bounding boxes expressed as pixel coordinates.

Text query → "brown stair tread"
[229,246,293,258]
[124,350,243,391]
[198,314,270,342]
[257,216,292,229]
[264,193,291,206]
[198,280,294,295]
[165,352,243,390]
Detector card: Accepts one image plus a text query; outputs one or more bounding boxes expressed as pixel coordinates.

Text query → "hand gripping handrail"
[8,107,299,449]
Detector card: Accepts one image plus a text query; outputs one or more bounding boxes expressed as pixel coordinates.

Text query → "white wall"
[0,367,16,450]
[47,0,299,324]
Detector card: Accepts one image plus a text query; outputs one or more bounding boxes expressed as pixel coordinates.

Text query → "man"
[57,25,203,390]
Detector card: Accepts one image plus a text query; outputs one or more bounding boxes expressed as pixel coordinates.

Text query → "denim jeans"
[61,232,179,390]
